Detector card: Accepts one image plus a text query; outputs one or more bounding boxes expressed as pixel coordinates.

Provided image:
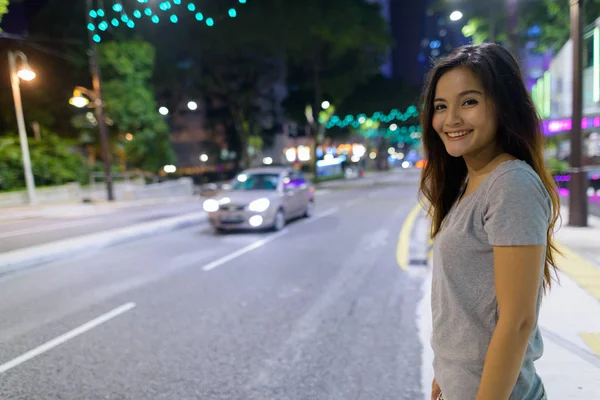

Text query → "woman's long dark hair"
[418,43,561,291]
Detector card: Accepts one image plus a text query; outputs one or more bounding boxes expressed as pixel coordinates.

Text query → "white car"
[203,167,315,232]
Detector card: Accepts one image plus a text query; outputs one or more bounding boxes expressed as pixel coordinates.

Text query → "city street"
[0,180,428,399]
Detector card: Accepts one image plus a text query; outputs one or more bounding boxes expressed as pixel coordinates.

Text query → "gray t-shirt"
[431,160,551,400]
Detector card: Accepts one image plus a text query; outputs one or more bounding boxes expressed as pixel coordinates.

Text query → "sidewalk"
[0,196,198,222]
[316,168,421,189]
[418,207,600,400]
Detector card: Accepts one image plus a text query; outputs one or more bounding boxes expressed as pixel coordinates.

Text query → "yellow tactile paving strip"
[580,333,600,357]
[555,243,600,302]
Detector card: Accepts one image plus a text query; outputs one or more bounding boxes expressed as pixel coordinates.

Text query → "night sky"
[1,0,48,33]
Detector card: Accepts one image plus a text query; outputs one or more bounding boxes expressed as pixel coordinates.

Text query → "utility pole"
[85,0,114,201]
[569,0,587,227]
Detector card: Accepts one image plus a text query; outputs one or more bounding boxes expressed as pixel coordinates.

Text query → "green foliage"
[0,133,88,191]
[279,0,392,108]
[433,0,600,53]
[98,39,175,173]
[521,0,600,53]
[546,157,570,175]
[0,0,8,27]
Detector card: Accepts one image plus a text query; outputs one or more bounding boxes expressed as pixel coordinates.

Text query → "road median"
[0,212,207,276]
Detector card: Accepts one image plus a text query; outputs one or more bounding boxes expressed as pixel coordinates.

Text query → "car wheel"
[304,200,314,218]
[273,209,286,231]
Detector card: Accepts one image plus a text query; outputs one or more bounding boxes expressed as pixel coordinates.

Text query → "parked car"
[202,167,315,233]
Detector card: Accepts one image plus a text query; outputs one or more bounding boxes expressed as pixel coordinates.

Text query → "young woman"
[419,43,561,400]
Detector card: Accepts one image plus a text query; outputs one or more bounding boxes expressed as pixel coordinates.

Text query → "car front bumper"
[208,208,277,230]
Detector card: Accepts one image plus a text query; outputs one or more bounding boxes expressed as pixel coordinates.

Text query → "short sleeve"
[483,168,551,246]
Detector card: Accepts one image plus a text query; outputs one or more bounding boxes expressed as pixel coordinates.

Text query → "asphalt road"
[0,180,429,400]
[0,201,204,254]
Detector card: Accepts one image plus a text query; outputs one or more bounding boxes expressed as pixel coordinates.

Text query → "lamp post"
[8,50,37,204]
[85,0,114,201]
[569,0,588,227]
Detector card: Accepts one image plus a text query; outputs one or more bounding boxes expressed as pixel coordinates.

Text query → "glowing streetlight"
[69,90,90,108]
[199,154,208,162]
[8,50,37,204]
[159,106,169,116]
[188,101,198,111]
[390,123,398,131]
[164,165,177,173]
[321,100,331,110]
[450,11,463,22]
[17,67,36,81]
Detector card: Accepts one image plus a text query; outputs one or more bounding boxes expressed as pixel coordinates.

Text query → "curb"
[0,196,199,222]
[0,212,207,276]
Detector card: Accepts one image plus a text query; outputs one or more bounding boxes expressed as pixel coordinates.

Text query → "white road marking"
[203,208,339,272]
[0,219,103,239]
[0,302,136,374]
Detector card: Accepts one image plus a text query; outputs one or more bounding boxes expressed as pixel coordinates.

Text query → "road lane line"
[0,219,103,239]
[203,208,339,272]
[395,202,424,270]
[0,302,136,374]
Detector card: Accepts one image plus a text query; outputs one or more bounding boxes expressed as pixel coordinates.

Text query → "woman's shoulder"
[485,159,546,194]
[482,159,551,217]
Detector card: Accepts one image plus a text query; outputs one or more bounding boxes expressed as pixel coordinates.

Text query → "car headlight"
[248,198,270,212]
[203,199,219,212]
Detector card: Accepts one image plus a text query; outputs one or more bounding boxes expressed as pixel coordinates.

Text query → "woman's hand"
[431,377,442,400]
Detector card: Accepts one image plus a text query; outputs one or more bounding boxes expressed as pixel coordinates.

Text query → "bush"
[0,134,88,191]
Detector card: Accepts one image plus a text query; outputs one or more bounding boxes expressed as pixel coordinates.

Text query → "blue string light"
[88,1,248,42]
[326,106,419,129]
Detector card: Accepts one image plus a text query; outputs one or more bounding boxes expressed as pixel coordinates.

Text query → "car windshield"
[230,173,280,191]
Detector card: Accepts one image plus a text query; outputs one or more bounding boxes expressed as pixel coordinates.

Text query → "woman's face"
[431,67,498,159]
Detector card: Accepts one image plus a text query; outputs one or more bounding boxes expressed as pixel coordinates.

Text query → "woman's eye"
[463,99,478,106]
[434,104,446,111]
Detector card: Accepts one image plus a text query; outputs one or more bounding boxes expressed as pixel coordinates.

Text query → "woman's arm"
[475,245,545,400]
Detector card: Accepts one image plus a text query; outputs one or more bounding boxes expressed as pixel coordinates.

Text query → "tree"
[0,0,9,27]
[520,0,600,53]
[0,133,88,191]
[98,39,175,173]
[273,0,392,178]
[433,0,600,54]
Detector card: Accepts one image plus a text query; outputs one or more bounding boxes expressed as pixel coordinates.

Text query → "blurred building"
[530,16,600,167]
[367,0,393,78]
[379,0,468,85]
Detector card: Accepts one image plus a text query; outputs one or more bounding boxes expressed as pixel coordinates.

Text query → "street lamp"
[200,154,208,162]
[188,101,198,111]
[68,84,113,200]
[69,89,90,108]
[449,11,463,21]
[8,50,37,204]
[321,100,331,110]
[159,106,169,116]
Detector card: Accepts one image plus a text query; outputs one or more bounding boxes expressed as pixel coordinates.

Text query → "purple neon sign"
[543,116,600,136]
